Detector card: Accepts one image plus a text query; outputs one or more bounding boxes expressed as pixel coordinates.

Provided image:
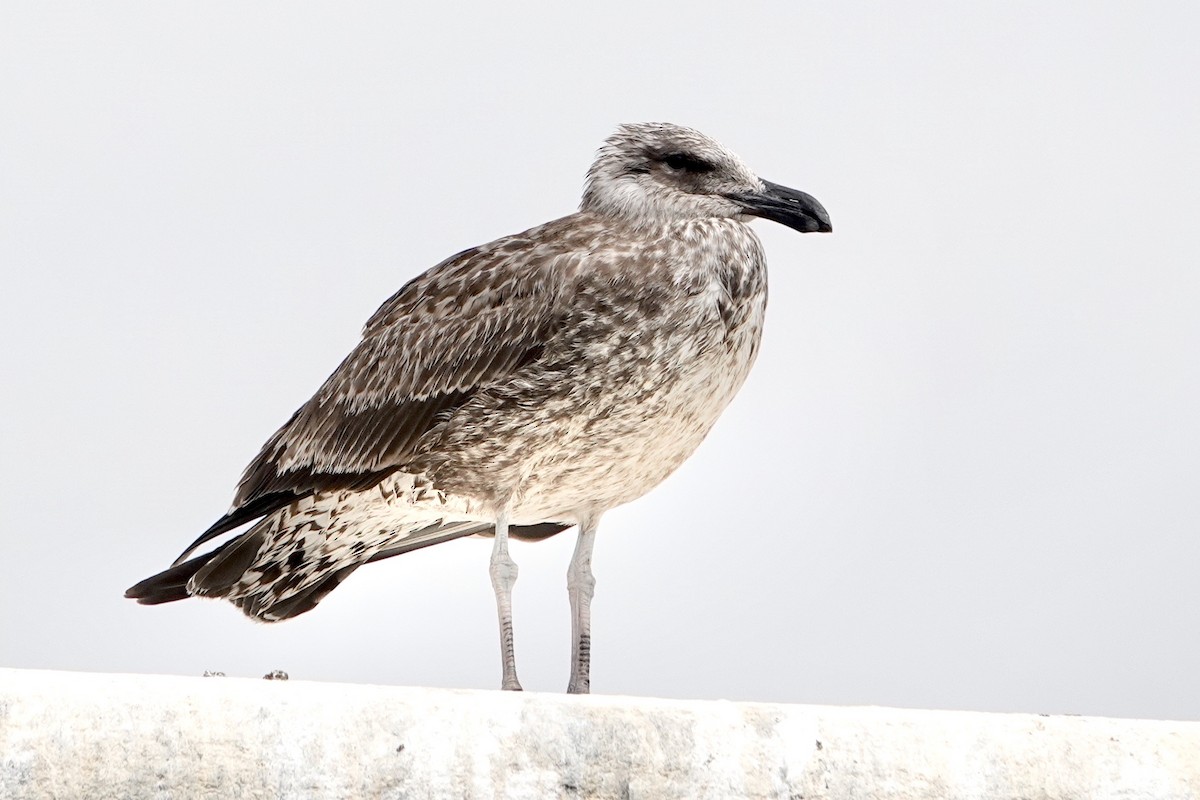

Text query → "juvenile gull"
[126,122,831,693]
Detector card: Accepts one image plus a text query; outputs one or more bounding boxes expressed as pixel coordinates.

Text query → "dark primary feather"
[125,540,237,605]
[171,489,306,566]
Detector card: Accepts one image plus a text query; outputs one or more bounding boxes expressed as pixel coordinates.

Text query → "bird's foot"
[501,678,524,691]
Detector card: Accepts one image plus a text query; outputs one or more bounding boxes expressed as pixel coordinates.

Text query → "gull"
[126,122,831,693]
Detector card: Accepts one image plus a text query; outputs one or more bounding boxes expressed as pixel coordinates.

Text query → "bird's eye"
[662,152,716,174]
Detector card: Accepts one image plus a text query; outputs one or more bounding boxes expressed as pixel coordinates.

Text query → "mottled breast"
[429,218,769,521]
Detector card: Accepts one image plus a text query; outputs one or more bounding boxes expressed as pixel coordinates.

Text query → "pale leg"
[489,513,522,691]
[566,516,598,694]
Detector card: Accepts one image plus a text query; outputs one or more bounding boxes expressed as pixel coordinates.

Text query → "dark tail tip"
[125,540,235,605]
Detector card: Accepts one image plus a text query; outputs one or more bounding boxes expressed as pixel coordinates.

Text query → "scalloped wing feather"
[231,217,600,510]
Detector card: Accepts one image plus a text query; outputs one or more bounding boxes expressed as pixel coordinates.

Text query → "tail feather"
[242,518,497,622]
[127,517,541,622]
[256,564,360,621]
[189,529,268,598]
[125,540,236,605]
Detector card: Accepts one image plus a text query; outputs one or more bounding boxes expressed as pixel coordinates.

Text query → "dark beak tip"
[797,211,831,234]
[731,180,832,235]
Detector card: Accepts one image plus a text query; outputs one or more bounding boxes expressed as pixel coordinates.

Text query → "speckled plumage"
[127,122,830,692]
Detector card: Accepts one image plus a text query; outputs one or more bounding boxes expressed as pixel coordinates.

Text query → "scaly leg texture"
[489,513,522,691]
[566,515,598,694]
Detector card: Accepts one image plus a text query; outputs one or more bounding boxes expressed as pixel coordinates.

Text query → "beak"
[725,179,832,233]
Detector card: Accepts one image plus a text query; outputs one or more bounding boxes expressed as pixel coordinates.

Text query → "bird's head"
[581,122,831,234]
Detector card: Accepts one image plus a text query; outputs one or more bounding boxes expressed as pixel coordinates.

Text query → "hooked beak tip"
[727,179,831,234]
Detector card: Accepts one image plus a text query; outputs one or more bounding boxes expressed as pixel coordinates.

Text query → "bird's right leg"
[489,512,522,691]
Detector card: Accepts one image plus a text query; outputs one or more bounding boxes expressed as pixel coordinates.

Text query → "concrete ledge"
[1,668,1197,799]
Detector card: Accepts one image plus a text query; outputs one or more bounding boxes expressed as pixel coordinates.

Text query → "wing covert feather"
[232,224,592,508]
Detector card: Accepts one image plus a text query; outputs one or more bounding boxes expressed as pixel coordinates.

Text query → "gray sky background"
[2,2,1198,720]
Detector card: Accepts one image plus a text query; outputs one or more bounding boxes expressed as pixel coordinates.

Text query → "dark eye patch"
[661,152,717,174]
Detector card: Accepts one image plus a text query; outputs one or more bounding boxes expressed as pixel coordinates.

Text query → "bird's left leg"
[489,512,522,691]
[566,514,598,694]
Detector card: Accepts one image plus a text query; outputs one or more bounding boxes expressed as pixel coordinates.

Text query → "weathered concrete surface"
[1,668,1197,800]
